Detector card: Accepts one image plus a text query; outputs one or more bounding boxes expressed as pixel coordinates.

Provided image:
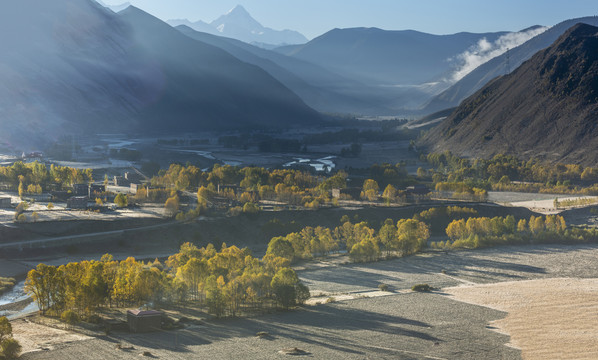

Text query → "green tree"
[361,179,380,201]
[379,220,397,255]
[205,275,226,317]
[61,310,79,325]
[0,317,11,343]
[382,184,398,203]
[165,194,180,217]
[114,193,128,208]
[0,338,21,360]
[242,202,260,214]
[176,258,207,301]
[271,268,300,309]
[349,239,380,262]
[396,219,430,256]
[266,237,296,263]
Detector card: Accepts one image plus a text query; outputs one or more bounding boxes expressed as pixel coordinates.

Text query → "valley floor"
[15,244,598,360]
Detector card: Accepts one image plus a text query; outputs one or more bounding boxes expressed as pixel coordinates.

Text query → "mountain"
[168,5,308,47]
[424,17,598,113]
[273,28,510,87]
[420,23,598,165]
[0,0,320,148]
[175,25,393,114]
[95,0,130,13]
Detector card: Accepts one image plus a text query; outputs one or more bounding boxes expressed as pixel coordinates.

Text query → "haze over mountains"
[424,16,598,113]
[168,5,308,47]
[173,17,547,114]
[0,0,319,147]
[1,0,597,153]
[420,23,598,164]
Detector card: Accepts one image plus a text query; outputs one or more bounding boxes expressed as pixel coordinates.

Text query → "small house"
[0,198,11,208]
[67,196,88,209]
[405,184,430,195]
[27,194,52,202]
[73,184,89,197]
[127,310,163,333]
[89,184,106,199]
[114,176,131,187]
[125,172,143,184]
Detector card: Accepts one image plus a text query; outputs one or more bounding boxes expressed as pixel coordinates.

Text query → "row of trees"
[438,214,573,249]
[150,162,421,210]
[25,243,310,318]
[434,182,488,201]
[424,152,598,194]
[0,161,93,193]
[266,218,430,264]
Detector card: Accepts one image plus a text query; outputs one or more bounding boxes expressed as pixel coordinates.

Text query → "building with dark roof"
[127,310,163,333]
[67,196,88,209]
[0,198,11,208]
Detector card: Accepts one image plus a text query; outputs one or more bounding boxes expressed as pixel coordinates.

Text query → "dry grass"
[446,278,598,360]
[11,318,92,354]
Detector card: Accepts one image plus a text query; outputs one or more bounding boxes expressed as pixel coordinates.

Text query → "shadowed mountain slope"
[424,16,598,113]
[274,27,509,86]
[420,23,598,165]
[0,0,320,147]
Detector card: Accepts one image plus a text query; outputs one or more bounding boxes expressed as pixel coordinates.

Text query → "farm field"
[14,244,598,360]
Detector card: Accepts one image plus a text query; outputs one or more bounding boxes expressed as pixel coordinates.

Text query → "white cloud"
[450,26,549,82]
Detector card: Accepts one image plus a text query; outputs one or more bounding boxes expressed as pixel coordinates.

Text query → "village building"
[405,184,430,195]
[88,184,106,199]
[113,176,131,187]
[67,196,88,209]
[73,183,89,197]
[0,197,11,208]
[124,172,143,184]
[127,310,163,333]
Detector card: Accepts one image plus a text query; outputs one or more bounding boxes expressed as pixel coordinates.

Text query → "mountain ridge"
[420,23,598,165]
[168,5,308,47]
[0,0,320,147]
[423,16,598,113]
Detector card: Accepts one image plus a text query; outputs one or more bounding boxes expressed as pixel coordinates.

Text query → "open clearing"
[447,278,598,360]
[17,244,598,360]
[488,191,598,214]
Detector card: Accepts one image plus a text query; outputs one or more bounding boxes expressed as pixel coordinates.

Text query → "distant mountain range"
[420,23,598,164]
[175,25,395,115]
[168,5,308,47]
[0,0,320,148]
[423,16,598,113]
[274,28,511,87]
[269,27,548,113]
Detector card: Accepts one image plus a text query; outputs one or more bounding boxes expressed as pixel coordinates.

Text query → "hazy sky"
[101,0,598,39]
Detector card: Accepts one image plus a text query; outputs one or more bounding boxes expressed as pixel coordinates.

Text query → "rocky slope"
[420,23,598,165]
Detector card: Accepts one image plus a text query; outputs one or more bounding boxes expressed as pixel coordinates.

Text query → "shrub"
[61,310,79,324]
[378,284,389,292]
[114,193,128,208]
[242,202,260,214]
[84,314,102,324]
[412,284,432,292]
[256,331,270,338]
[0,338,22,359]
[228,206,242,216]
